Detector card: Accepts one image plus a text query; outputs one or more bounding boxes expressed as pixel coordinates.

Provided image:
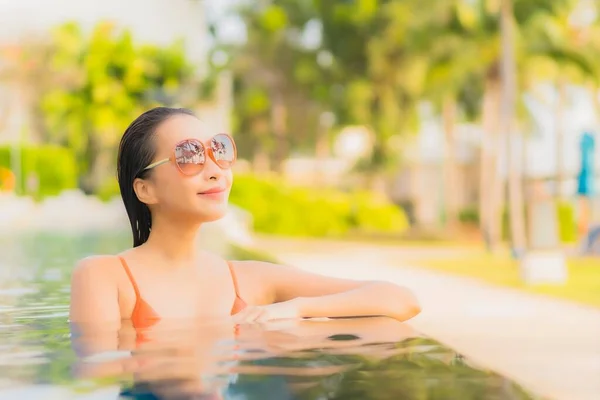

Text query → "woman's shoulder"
[71,255,124,283]
[69,255,123,326]
[75,254,123,268]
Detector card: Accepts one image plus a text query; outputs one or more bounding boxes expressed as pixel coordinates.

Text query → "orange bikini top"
[118,256,248,329]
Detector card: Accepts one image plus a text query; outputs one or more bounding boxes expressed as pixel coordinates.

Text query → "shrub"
[97,176,120,202]
[502,201,577,244]
[349,191,409,234]
[458,207,479,225]
[36,21,196,193]
[501,206,528,242]
[229,174,409,237]
[556,201,577,243]
[0,145,78,199]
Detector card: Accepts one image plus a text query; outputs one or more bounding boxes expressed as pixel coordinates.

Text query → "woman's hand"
[232,299,301,324]
[230,261,421,322]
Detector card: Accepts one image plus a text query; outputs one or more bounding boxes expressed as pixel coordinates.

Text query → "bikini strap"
[118,256,141,299]
[227,261,241,297]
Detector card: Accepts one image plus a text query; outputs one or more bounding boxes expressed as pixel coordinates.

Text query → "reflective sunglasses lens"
[175,140,205,175]
[211,134,236,168]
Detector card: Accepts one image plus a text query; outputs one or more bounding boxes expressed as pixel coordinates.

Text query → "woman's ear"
[133,177,158,205]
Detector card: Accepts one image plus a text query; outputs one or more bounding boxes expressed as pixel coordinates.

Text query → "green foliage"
[556,200,577,243]
[459,207,480,225]
[316,0,431,171]
[502,201,577,244]
[229,174,352,237]
[229,174,409,237]
[501,206,529,242]
[0,145,77,199]
[214,1,330,168]
[349,191,410,234]
[96,176,120,202]
[37,21,196,193]
[215,0,600,185]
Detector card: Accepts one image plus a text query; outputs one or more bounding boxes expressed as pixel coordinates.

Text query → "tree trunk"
[480,71,503,252]
[315,119,330,185]
[590,84,600,133]
[253,146,271,174]
[579,84,600,237]
[251,119,271,173]
[442,96,459,229]
[271,91,287,176]
[80,129,100,194]
[501,0,527,254]
[555,77,567,199]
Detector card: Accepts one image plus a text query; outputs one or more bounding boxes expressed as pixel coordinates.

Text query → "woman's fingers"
[257,300,300,321]
[254,308,272,323]
[232,306,267,324]
[231,306,254,323]
[232,301,301,325]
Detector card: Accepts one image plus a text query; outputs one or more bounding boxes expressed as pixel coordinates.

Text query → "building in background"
[390,84,600,228]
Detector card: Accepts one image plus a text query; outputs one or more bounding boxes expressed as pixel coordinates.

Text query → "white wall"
[413,85,600,180]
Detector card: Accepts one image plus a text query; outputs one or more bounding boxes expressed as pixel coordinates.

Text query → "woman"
[69,107,420,330]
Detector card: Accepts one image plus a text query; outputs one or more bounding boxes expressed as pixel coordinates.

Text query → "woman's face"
[143,114,234,223]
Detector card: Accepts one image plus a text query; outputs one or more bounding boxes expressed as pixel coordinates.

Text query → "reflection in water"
[0,233,536,399]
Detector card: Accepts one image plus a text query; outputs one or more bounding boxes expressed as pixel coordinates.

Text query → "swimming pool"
[0,232,537,399]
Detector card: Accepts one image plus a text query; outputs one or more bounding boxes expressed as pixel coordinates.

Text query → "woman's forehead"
[154,114,213,149]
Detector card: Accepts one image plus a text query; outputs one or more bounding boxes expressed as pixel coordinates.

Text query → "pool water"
[0,232,537,399]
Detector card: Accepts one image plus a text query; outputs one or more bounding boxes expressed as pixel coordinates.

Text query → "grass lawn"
[416,251,600,308]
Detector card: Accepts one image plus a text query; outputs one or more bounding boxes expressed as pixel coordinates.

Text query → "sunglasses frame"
[142,133,237,176]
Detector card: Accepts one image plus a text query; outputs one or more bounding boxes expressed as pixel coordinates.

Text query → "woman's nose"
[202,152,223,180]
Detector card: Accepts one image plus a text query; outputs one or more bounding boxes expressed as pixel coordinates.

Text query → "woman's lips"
[199,187,226,194]
[197,187,227,200]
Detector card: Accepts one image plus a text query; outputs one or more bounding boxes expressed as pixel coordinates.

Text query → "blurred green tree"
[215,0,600,245]
[315,0,426,185]
[210,1,328,174]
[37,21,196,193]
[417,0,598,249]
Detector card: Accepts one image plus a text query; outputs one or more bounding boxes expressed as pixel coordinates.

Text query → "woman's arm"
[70,256,121,326]
[293,281,420,321]
[231,261,421,322]
[69,256,122,355]
[69,257,144,378]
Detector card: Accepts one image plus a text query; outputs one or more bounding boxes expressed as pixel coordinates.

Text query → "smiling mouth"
[198,188,226,195]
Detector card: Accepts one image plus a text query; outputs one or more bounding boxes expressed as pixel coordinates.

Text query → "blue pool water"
[0,232,537,399]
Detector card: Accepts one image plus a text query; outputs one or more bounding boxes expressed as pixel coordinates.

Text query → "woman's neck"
[143,213,202,265]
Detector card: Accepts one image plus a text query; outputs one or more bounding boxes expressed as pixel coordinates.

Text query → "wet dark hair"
[117,107,196,247]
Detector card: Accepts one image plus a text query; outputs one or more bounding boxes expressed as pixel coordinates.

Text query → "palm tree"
[415,2,503,231]
[446,0,591,251]
[221,2,327,175]
[315,0,430,191]
[498,0,594,253]
[215,4,290,175]
[501,0,527,254]
[525,0,599,199]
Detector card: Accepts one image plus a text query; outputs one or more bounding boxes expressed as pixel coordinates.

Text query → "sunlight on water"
[0,232,536,399]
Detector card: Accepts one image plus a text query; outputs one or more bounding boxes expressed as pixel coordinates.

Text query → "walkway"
[252,236,600,400]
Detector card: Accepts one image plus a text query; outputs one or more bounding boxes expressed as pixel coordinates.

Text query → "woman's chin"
[197,204,229,223]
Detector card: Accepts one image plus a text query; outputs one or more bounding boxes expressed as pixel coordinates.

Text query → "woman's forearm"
[294,281,421,322]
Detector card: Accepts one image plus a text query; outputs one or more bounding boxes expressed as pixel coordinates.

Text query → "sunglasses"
[143,134,237,176]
